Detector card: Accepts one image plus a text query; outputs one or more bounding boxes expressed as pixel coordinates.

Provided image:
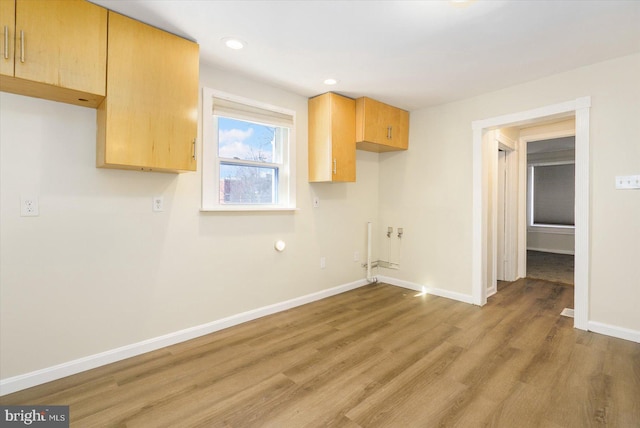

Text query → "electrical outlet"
[354,251,360,262]
[153,196,164,212]
[313,196,320,208]
[320,257,326,269]
[20,196,39,217]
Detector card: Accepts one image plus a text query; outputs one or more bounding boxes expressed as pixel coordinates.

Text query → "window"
[202,88,296,211]
[528,162,575,228]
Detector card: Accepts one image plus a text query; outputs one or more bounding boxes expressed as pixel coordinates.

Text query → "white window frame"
[527,160,575,234]
[201,88,296,211]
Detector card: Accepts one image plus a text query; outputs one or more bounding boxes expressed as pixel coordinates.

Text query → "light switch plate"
[615,175,640,189]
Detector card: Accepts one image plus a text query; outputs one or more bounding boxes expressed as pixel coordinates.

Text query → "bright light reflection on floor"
[414,286,428,297]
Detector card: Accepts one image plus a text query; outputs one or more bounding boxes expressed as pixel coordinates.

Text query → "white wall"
[377,104,474,296]
[0,64,380,379]
[526,232,574,255]
[379,53,640,331]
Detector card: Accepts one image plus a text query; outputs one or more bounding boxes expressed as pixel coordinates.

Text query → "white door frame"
[496,133,518,284]
[482,129,521,299]
[496,149,507,286]
[471,97,591,330]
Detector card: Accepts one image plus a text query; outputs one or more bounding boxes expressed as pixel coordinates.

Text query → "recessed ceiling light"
[222,37,246,50]
[450,0,474,6]
[324,78,338,85]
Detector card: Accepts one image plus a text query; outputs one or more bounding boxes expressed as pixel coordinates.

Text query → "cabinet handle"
[333,159,337,175]
[2,26,7,60]
[192,138,196,160]
[387,126,392,140]
[19,30,24,63]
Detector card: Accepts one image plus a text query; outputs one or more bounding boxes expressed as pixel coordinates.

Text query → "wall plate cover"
[153,196,164,212]
[615,175,640,189]
[20,196,39,217]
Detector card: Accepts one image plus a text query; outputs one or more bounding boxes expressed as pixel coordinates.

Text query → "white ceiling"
[91,0,640,111]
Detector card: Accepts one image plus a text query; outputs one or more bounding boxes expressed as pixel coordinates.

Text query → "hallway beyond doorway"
[526,250,574,285]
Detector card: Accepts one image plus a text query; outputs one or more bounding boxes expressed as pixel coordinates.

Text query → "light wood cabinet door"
[0,0,15,77]
[0,0,107,107]
[308,92,355,182]
[355,97,409,152]
[97,12,199,172]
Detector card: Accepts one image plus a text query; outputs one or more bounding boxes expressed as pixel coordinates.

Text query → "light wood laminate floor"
[2,280,639,427]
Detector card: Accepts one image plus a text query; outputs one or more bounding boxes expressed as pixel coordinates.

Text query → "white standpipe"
[367,221,377,283]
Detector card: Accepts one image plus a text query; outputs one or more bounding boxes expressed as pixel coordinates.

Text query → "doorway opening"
[525,135,576,285]
[471,97,591,330]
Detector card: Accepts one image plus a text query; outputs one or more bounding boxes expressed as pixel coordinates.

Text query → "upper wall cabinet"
[96,12,199,173]
[0,0,107,107]
[355,97,410,152]
[308,92,356,182]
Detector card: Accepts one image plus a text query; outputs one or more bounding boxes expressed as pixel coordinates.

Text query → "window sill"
[528,225,575,235]
[200,206,299,213]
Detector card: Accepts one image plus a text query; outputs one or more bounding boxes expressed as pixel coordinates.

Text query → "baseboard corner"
[377,275,474,305]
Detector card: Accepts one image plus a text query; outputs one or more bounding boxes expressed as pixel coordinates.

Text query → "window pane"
[217,117,277,163]
[219,164,278,204]
[533,164,575,226]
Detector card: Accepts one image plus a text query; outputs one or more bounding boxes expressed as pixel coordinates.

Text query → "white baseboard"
[379,277,640,344]
[527,247,575,255]
[0,279,368,396]
[587,321,640,343]
[4,277,636,396]
[377,275,475,305]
